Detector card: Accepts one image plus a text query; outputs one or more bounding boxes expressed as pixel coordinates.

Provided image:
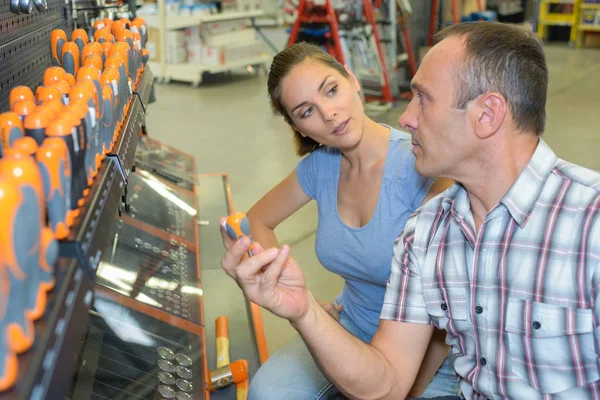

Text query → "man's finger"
[220,216,235,250]
[235,247,280,283]
[221,236,251,276]
[261,245,290,288]
[335,304,343,312]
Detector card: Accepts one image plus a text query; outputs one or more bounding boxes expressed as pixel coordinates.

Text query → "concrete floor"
[145,41,600,354]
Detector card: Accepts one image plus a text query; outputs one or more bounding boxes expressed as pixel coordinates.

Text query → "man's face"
[398,37,475,179]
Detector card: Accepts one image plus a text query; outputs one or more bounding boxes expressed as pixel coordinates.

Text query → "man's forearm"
[291,292,409,399]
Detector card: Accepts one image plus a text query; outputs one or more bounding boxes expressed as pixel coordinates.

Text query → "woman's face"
[280,60,365,150]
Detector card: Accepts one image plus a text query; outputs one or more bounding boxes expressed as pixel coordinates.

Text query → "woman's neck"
[341,118,391,172]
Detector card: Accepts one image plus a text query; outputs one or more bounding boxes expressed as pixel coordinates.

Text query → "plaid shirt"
[381,139,600,399]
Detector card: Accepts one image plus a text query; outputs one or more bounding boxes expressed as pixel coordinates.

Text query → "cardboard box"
[584,32,600,48]
[202,29,257,47]
[148,28,160,61]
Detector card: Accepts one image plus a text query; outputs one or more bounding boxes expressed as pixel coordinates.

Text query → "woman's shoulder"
[382,126,418,176]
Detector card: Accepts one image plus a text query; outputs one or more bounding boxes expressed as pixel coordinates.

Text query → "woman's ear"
[344,65,361,92]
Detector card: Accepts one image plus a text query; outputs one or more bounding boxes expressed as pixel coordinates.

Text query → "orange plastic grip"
[43,66,67,86]
[9,86,34,111]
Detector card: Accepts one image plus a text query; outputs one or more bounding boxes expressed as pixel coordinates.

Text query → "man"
[220,22,600,399]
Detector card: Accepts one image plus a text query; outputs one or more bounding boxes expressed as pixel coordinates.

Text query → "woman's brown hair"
[267,42,349,156]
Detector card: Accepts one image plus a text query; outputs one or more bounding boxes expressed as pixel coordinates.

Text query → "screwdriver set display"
[0,16,159,398]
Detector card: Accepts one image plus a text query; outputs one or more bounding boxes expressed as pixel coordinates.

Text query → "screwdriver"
[100,41,112,68]
[12,100,37,123]
[63,104,92,197]
[35,86,62,105]
[65,73,76,87]
[0,112,24,156]
[101,67,122,132]
[24,111,51,147]
[0,176,31,392]
[43,66,67,86]
[76,67,105,155]
[9,86,34,111]
[225,212,257,256]
[50,29,67,66]
[46,119,81,224]
[101,83,116,153]
[92,19,106,33]
[81,42,102,64]
[0,153,56,322]
[83,53,103,72]
[131,32,143,80]
[71,29,89,59]
[70,85,100,176]
[37,140,71,239]
[47,79,72,105]
[11,137,38,158]
[94,28,112,44]
[61,42,80,76]
[132,17,148,47]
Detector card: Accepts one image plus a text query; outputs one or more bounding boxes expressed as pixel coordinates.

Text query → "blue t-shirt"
[296,127,433,341]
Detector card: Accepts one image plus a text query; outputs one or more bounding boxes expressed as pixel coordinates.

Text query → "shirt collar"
[500,139,557,227]
[441,139,557,228]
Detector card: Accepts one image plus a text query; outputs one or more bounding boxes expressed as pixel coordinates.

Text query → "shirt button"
[480,357,487,366]
[533,321,541,330]
[441,302,448,311]
[475,306,483,314]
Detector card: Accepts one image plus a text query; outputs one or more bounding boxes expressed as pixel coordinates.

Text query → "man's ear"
[344,65,361,92]
[473,92,507,140]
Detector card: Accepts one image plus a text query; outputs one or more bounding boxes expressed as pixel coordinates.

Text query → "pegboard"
[0,20,65,113]
[0,0,64,48]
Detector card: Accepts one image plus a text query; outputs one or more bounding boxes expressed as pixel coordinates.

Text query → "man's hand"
[220,217,309,321]
[318,301,343,321]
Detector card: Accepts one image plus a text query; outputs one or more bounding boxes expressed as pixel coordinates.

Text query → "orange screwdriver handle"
[50,29,67,67]
[61,42,80,76]
[9,86,34,111]
[71,29,89,58]
[0,112,24,156]
[225,212,256,255]
[37,143,71,239]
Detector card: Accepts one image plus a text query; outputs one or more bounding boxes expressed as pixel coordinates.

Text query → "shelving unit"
[536,0,600,47]
[146,4,272,86]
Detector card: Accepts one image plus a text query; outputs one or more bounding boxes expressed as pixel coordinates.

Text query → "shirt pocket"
[504,297,599,394]
[423,287,468,320]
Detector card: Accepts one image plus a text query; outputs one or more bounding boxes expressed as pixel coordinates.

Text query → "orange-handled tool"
[0,176,31,392]
[37,141,71,239]
[225,212,256,255]
[0,153,55,323]
[236,362,249,400]
[62,42,80,76]
[71,29,89,58]
[11,137,38,158]
[9,86,34,111]
[101,84,115,153]
[43,66,67,86]
[36,86,62,104]
[24,112,51,146]
[12,100,37,123]
[94,28,111,44]
[46,119,80,225]
[208,359,249,392]
[216,316,230,368]
[0,113,24,157]
[81,42,102,63]
[50,29,67,66]
[83,54,103,72]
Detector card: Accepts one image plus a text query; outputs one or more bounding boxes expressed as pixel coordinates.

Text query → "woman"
[245,43,458,399]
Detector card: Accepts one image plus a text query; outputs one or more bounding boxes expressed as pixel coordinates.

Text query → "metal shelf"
[579,24,600,30]
[109,94,145,179]
[0,258,93,400]
[143,10,265,30]
[581,3,600,9]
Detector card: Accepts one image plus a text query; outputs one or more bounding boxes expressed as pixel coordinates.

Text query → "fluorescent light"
[135,293,163,308]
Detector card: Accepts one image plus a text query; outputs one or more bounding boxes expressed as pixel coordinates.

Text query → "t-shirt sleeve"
[296,149,320,199]
[380,213,432,325]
